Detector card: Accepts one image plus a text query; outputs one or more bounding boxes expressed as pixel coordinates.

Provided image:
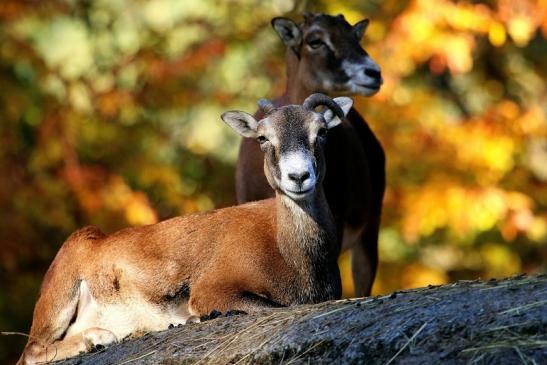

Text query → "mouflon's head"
[222,93,353,200]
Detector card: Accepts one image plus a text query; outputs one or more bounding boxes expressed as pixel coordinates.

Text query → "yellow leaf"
[481,243,521,278]
[489,21,506,47]
[508,16,535,47]
[401,263,448,289]
[338,250,354,298]
[125,192,158,226]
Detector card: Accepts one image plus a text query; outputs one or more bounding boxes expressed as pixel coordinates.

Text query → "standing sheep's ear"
[322,97,353,129]
[271,17,302,49]
[221,111,259,138]
[353,19,370,40]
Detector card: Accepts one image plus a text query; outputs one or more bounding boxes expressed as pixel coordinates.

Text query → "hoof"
[224,310,247,317]
[209,309,222,319]
[82,328,117,352]
[200,309,222,322]
[90,343,105,353]
[168,322,183,329]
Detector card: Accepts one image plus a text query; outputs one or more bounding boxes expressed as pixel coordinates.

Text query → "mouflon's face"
[222,95,352,201]
[272,13,383,97]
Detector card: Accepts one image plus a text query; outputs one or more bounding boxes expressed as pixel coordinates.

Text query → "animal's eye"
[257,136,269,144]
[307,39,324,49]
[317,128,328,138]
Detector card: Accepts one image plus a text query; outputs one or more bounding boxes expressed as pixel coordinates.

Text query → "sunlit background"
[1,0,546,362]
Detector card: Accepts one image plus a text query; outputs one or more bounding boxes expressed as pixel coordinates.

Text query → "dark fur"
[236,13,385,296]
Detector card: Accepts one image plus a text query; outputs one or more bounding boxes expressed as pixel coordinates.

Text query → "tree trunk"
[58,274,546,364]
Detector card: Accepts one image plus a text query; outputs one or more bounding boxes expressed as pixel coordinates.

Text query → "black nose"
[364,68,381,79]
[288,171,310,185]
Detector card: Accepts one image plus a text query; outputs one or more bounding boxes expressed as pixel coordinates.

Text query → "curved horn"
[302,93,345,120]
[257,98,275,115]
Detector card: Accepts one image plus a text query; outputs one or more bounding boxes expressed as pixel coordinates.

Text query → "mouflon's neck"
[283,51,315,105]
[275,186,340,302]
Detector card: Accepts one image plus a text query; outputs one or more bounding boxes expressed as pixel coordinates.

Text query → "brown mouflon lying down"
[17,93,351,364]
[236,13,386,297]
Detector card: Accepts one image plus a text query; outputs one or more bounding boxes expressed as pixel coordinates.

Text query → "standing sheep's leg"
[351,220,379,297]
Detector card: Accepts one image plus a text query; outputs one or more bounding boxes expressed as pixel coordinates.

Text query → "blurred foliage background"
[0,0,546,362]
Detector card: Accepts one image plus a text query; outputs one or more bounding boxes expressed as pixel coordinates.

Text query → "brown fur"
[236,13,386,296]
[18,99,345,365]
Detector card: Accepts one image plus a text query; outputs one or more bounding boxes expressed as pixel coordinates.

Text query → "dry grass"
[21,274,547,365]
[385,322,428,365]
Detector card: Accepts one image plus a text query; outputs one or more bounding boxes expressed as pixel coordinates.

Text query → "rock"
[56,274,547,364]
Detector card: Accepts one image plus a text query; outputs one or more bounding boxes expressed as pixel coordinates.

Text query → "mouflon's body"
[236,13,386,296]
[18,93,350,365]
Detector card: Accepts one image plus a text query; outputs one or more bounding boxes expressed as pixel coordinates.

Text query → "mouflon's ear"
[271,17,302,48]
[221,111,259,138]
[353,18,370,40]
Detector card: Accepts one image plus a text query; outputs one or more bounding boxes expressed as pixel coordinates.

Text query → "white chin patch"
[283,188,315,201]
[278,151,316,199]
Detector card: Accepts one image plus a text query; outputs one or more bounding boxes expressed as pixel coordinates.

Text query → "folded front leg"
[188,280,282,317]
